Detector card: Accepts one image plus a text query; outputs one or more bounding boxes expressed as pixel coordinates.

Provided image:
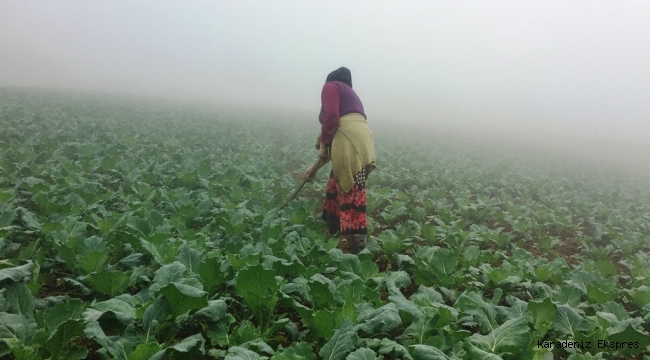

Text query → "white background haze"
[1,1,648,172]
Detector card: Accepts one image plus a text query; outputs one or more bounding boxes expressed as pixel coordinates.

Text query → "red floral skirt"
[322,168,367,235]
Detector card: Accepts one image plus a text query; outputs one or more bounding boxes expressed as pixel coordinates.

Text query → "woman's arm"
[319,82,340,145]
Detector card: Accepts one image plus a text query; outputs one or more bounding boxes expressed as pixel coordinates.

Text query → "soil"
[372,252,392,272]
[402,278,419,299]
[71,337,101,360]
[37,263,89,300]
[578,220,596,237]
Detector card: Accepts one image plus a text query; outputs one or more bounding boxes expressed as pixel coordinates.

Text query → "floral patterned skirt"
[322,168,367,235]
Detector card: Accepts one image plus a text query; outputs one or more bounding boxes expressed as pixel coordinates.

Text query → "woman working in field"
[313,67,376,254]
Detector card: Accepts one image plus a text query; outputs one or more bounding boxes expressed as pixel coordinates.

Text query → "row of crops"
[0,88,649,359]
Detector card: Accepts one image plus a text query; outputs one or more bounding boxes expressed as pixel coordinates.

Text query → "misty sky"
[1,1,649,144]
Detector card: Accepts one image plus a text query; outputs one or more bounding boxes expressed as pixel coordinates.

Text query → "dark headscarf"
[326,67,352,88]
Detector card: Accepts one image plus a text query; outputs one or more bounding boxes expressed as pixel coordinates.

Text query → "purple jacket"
[319,81,366,145]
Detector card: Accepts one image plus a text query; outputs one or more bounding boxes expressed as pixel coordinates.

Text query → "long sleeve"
[320,82,340,145]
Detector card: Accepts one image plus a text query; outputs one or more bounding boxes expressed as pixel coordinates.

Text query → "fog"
[1,1,649,173]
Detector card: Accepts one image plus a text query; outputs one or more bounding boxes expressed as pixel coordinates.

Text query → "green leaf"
[401,308,440,344]
[338,278,367,305]
[0,313,37,346]
[599,301,629,321]
[166,333,205,357]
[574,312,614,350]
[414,247,458,287]
[78,250,110,274]
[289,342,316,360]
[421,225,437,243]
[309,278,337,309]
[52,217,87,245]
[375,271,411,293]
[86,297,137,324]
[21,208,42,231]
[178,205,198,219]
[267,317,290,335]
[334,253,365,276]
[463,245,481,265]
[176,244,202,273]
[528,297,556,340]
[42,298,86,334]
[466,315,531,357]
[567,271,598,295]
[79,235,108,254]
[127,343,163,360]
[335,254,379,281]
[160,283,208,317]
[498,296,528,320]
[194,299,227,323]
[225,346,263,360]
[409,344,450,360]
[3,338,37,360]
[586,285,614,303]
[531,347,553,360]
[431,248,457,277]
[312,309,339,339]
[346,348,382,360]
[631,285,650,308]
[594,260,617,277]
[319,320,358,360]
[41,221,64,234]
[235,264,279,325]
[362,338,413,359]
[338,302,359,326]
[119,253,143,268]
[87,271,131,296]
[356,303,402,334]
[410,286,445,307]
[4,282,34,315]
[206,313,236,347]
[44,319,87,360]
[148,210,165,228]
[555,285,581,307]
[0,191,12,203]
[17,238,41,260]
[551,304,589,338]
[149,261,187,293]
[389,292,423,318]
[0,205,17,229]
[607,323,649,357]
[462,344,502,360]
[84,320,130,360]
[456,291,498,333]
[0,262,34,282]
[127,216,151,236]
[56,244,78,271]
[272,342,315,360]
[272,350,307,360]
[142,295,171,341]
[140,239,178,265]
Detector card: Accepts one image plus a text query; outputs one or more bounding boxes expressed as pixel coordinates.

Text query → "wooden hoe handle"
[279,158,326,209]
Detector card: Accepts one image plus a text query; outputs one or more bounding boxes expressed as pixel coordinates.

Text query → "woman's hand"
[318,142,330,162]
[315,134,321,150]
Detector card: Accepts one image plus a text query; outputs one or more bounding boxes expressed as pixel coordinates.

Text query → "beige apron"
[330,113,376,192]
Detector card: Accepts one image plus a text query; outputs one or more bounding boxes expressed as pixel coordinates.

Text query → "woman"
[315,67,376,254]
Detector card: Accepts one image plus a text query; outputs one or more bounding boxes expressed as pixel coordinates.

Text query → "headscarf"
[326,67,352,88]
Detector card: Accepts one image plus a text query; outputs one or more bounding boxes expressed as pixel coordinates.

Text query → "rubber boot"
[328,221,340,237]
[350,234,368,254]
[337,235,353,254]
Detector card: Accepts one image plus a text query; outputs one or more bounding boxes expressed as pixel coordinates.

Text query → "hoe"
[279,158,327,209]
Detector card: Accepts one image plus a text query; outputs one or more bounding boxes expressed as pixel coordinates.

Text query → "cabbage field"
[1,88,649,360]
